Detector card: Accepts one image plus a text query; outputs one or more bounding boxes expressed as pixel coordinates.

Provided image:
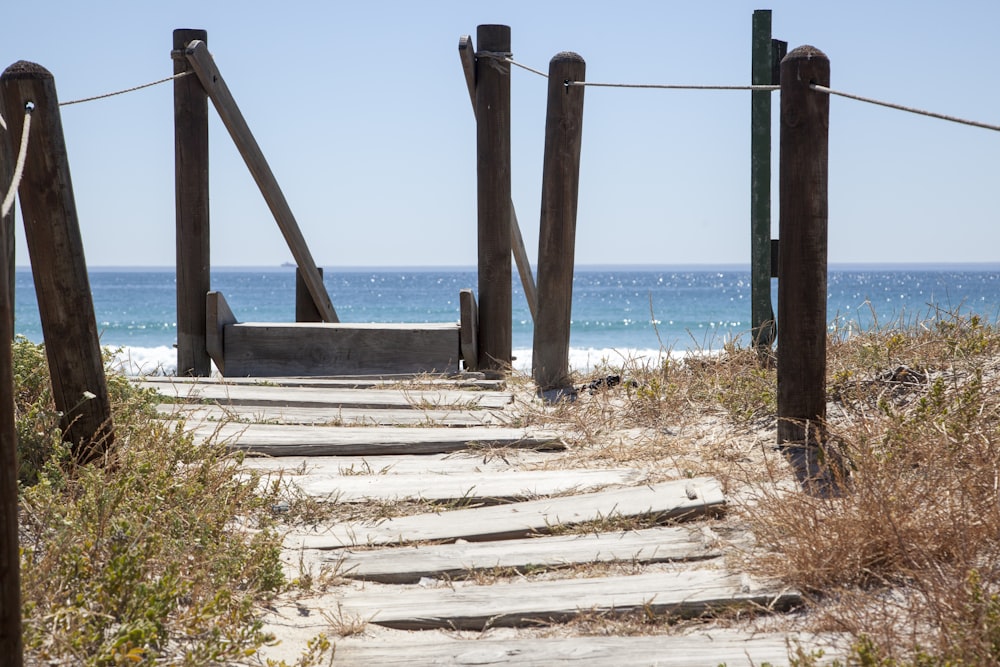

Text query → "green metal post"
[751,9,776,349]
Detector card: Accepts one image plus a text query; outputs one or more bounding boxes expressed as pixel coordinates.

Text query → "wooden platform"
[139,375,842,664]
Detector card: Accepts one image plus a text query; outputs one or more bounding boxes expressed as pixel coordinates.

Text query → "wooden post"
[173,29,212,376]
[182,40,338,324]
[532,53,586,394]
[459,35,538,322]
[1,117,14,340]
[750,10,776,349]
[0,99,23,667]
[1,61,113,463]
[475,25,513,373]
[295,266,323,322]
[777,45,836,491]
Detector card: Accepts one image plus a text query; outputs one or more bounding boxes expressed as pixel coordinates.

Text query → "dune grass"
[12,337,297,665]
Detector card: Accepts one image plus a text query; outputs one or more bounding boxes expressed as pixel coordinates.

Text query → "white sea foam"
[105,345,686,377]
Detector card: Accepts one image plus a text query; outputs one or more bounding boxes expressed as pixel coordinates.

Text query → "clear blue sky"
[4,1,999,267]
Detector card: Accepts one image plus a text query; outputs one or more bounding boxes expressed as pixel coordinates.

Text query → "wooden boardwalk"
[147,375,844,665]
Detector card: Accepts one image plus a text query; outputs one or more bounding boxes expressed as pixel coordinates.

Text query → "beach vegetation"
[12,338,298,665]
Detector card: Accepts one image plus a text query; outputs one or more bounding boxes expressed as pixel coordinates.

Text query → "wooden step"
[190,423,563,457]
[286,477,725,548]
[288,568,796,630]
[329,631,845,666]
[238,452,556,476]
[139,374,504,390]
[158,403,497,426]
[329,526,725,583]
[139,381,513,410]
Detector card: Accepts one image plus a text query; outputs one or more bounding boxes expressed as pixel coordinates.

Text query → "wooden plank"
[187,423,564,457]
[205,290,236,373]
[287,477,725,548]
[183,40,337,323]
[173,29,212,376]
[222,322,460,376]
[238,452,557,477]
[139,381,513,409]
[750,10,777,348]
[158,403,496,426]
[139,375,504,390]
[311,568,796,630]
[331,526,721,583]
[275,468,643,503]
[459,288,478,371]
[330,631,843,666]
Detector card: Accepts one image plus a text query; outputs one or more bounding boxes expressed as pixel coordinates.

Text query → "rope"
[568,81,779,91]
[1,107,31,218]
[0,113,6,131]
[810,83,1000,132]
[506,58,549,79]
[59,70,191,107]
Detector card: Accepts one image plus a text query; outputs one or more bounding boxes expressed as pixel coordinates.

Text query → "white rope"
[0,113,6,131]
[1,107,31,218]
[568,81,779,91]
[811,84,1000,133]
[506,58,549,79]
[59,71,191,107]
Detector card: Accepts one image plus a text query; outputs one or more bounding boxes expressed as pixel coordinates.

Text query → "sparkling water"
[12,264,1000,374]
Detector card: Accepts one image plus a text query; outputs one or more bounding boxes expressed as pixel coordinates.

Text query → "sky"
[2,1,999,268]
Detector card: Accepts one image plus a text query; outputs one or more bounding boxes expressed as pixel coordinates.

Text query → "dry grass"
[494,311,1000,664]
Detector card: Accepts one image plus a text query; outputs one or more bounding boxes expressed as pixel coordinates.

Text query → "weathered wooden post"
[475,24,513,373]
[1,119,14,340]
[750,10,785,350]
[0,115,22,667]
[777,46,836,491]
[532,53,586,395]
[1,62,114,463]
[173,28,212,376]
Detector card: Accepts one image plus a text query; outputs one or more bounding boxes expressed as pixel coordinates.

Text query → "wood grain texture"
[205,290,236,373]
[331,631,844,666]
[222,322,460,376]
[459,288,478,371]
[274,467,641,503]
[188,423,563,457]
[140,380,512,409]
[533,52,586,391]
[286,477,725,548]
[312,567,795,630]
[0,61,113,461]
[173,29,211,376]
[475,25,513,371]
[183,40,337,323]
[158,403,495,426]
[332,526,720,583]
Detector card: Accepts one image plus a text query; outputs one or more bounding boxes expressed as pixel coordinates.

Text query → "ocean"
[12,265,1000,375]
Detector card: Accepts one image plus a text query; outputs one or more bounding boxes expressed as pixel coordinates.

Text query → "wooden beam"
[532,52,586,393]
[221,322,459,376]
[191,422,562,457]
[173,28,212,376]
[1,61,113,463]
[460,35,537,321]
[0,97,21,663]
[286,477,725,548]
[459,288,478,370]
[182,40,338,323]
[307,567,796,630]
[474,25,513,372]
[778,45,838,492]
[205,290,236,373]
[139,381,513,409]
[332,526,719,583]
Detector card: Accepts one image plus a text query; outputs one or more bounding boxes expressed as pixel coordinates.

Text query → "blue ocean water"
[12,265,1000,374]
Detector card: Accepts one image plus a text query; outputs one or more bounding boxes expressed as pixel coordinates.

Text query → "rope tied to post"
[1,106,32,218]
[810,83,1000,132]
[59,70,191,107]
